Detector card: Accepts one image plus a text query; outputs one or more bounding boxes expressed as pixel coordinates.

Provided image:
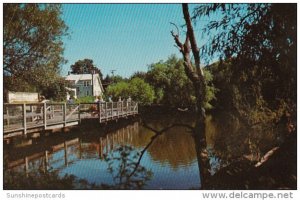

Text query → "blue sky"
[61,4,205,78]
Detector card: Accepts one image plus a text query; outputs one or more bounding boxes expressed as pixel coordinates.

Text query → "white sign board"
[8,91,39,103]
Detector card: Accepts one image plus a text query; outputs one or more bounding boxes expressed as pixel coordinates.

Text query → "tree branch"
[182,4,202,76]
[128,120,194,177]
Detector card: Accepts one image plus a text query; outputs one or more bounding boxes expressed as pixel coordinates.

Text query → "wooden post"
[45,150,49,171]
[6,106,10,126]
[126,100,128,117]
[25,156,29,175]
[121,102,123,116]
[78,104,81,124]
[79,139,82,159]
[23,104,27,135]
[51,105,54,119]
[117,102,119,118]
[111,102,113,119]
[99,103,102,123]
[97,102,100,119]
[64,141,68,166]
[106,134,109,152]
[63,103,66,127]
[105,102,108,120]
[111,133,114,150]
[43,103,47,129]
[99,137,103,159]
[129,102,131,114]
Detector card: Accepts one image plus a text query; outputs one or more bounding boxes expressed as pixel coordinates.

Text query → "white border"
[1,1,299,200]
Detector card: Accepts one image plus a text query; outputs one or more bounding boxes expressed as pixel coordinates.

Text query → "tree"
[130,55,216,109]
[4,4,68,100]
[171,4,207,122]
[103,74,127,85]
[106,78,155,105]
[129,78,155,105]
[70,59,103,79]
[106,81,130,101]
[146,56,195,107]
[193,4,296,127]
[4,4,67,81]
[130,71,147,80]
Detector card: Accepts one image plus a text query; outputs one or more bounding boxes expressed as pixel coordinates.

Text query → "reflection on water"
[4,113,285,189]
[4,120,200,189]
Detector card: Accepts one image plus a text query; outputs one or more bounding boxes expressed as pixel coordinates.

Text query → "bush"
[75,96,95,103]
[106,78,155,105]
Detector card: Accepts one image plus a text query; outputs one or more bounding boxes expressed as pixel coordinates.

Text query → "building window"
[86,90,89,96]
[84,80,91,87]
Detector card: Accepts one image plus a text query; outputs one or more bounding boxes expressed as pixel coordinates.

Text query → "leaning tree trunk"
[171,3,209,188]
[171,4,206,122]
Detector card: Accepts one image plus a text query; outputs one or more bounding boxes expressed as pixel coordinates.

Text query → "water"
[4,112,285,189]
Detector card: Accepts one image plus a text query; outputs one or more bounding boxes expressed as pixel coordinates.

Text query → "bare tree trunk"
[171,3,209,188]
[171,4,206,121]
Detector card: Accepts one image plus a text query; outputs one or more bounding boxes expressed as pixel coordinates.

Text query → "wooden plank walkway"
[3,101,138,138]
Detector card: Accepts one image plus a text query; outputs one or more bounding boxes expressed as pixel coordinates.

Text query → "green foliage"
[4,170,90,190]
[3,4,69,101]
[70,59,103,79]
[129,78,155,105]
[195,4,296,126]
[103,74,127,85]
[106,81,130,100]
[106,78,155,105]
[75,96,95,103]
[130,71,147,80]
[203,69,218,109]
[142,55,216,109]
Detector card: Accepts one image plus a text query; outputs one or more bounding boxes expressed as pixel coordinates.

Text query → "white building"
[65,73,104,99]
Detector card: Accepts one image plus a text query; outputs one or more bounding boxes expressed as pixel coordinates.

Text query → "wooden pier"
[3,101,138,139]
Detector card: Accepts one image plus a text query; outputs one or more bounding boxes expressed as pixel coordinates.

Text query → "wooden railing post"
[111,102,113,119]
[63,103,66,127]
[23,104,27,135]
[78,104,81,124]
[105,102,108,120]
[117,102,119,118]
[130,102,132,114]
[126,101,128,116]
[99,103,102,123]
[97,102,100,118]
[43,103,47,129]
[6,106,10,126]
[121,102,123,116]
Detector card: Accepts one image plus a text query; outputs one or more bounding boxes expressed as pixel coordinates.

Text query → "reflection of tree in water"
[4,144,153,189]
[101,145,152,189]
[128,119,209,188]
[147,127,196,169]
[133,111,296,189]
[205,113,283,163]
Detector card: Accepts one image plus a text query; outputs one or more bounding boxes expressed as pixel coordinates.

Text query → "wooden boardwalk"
[3,101,138,138]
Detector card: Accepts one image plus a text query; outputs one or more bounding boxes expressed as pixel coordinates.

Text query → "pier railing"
[3,101,138,137]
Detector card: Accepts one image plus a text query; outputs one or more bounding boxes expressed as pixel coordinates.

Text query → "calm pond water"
[4,112,284,189]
